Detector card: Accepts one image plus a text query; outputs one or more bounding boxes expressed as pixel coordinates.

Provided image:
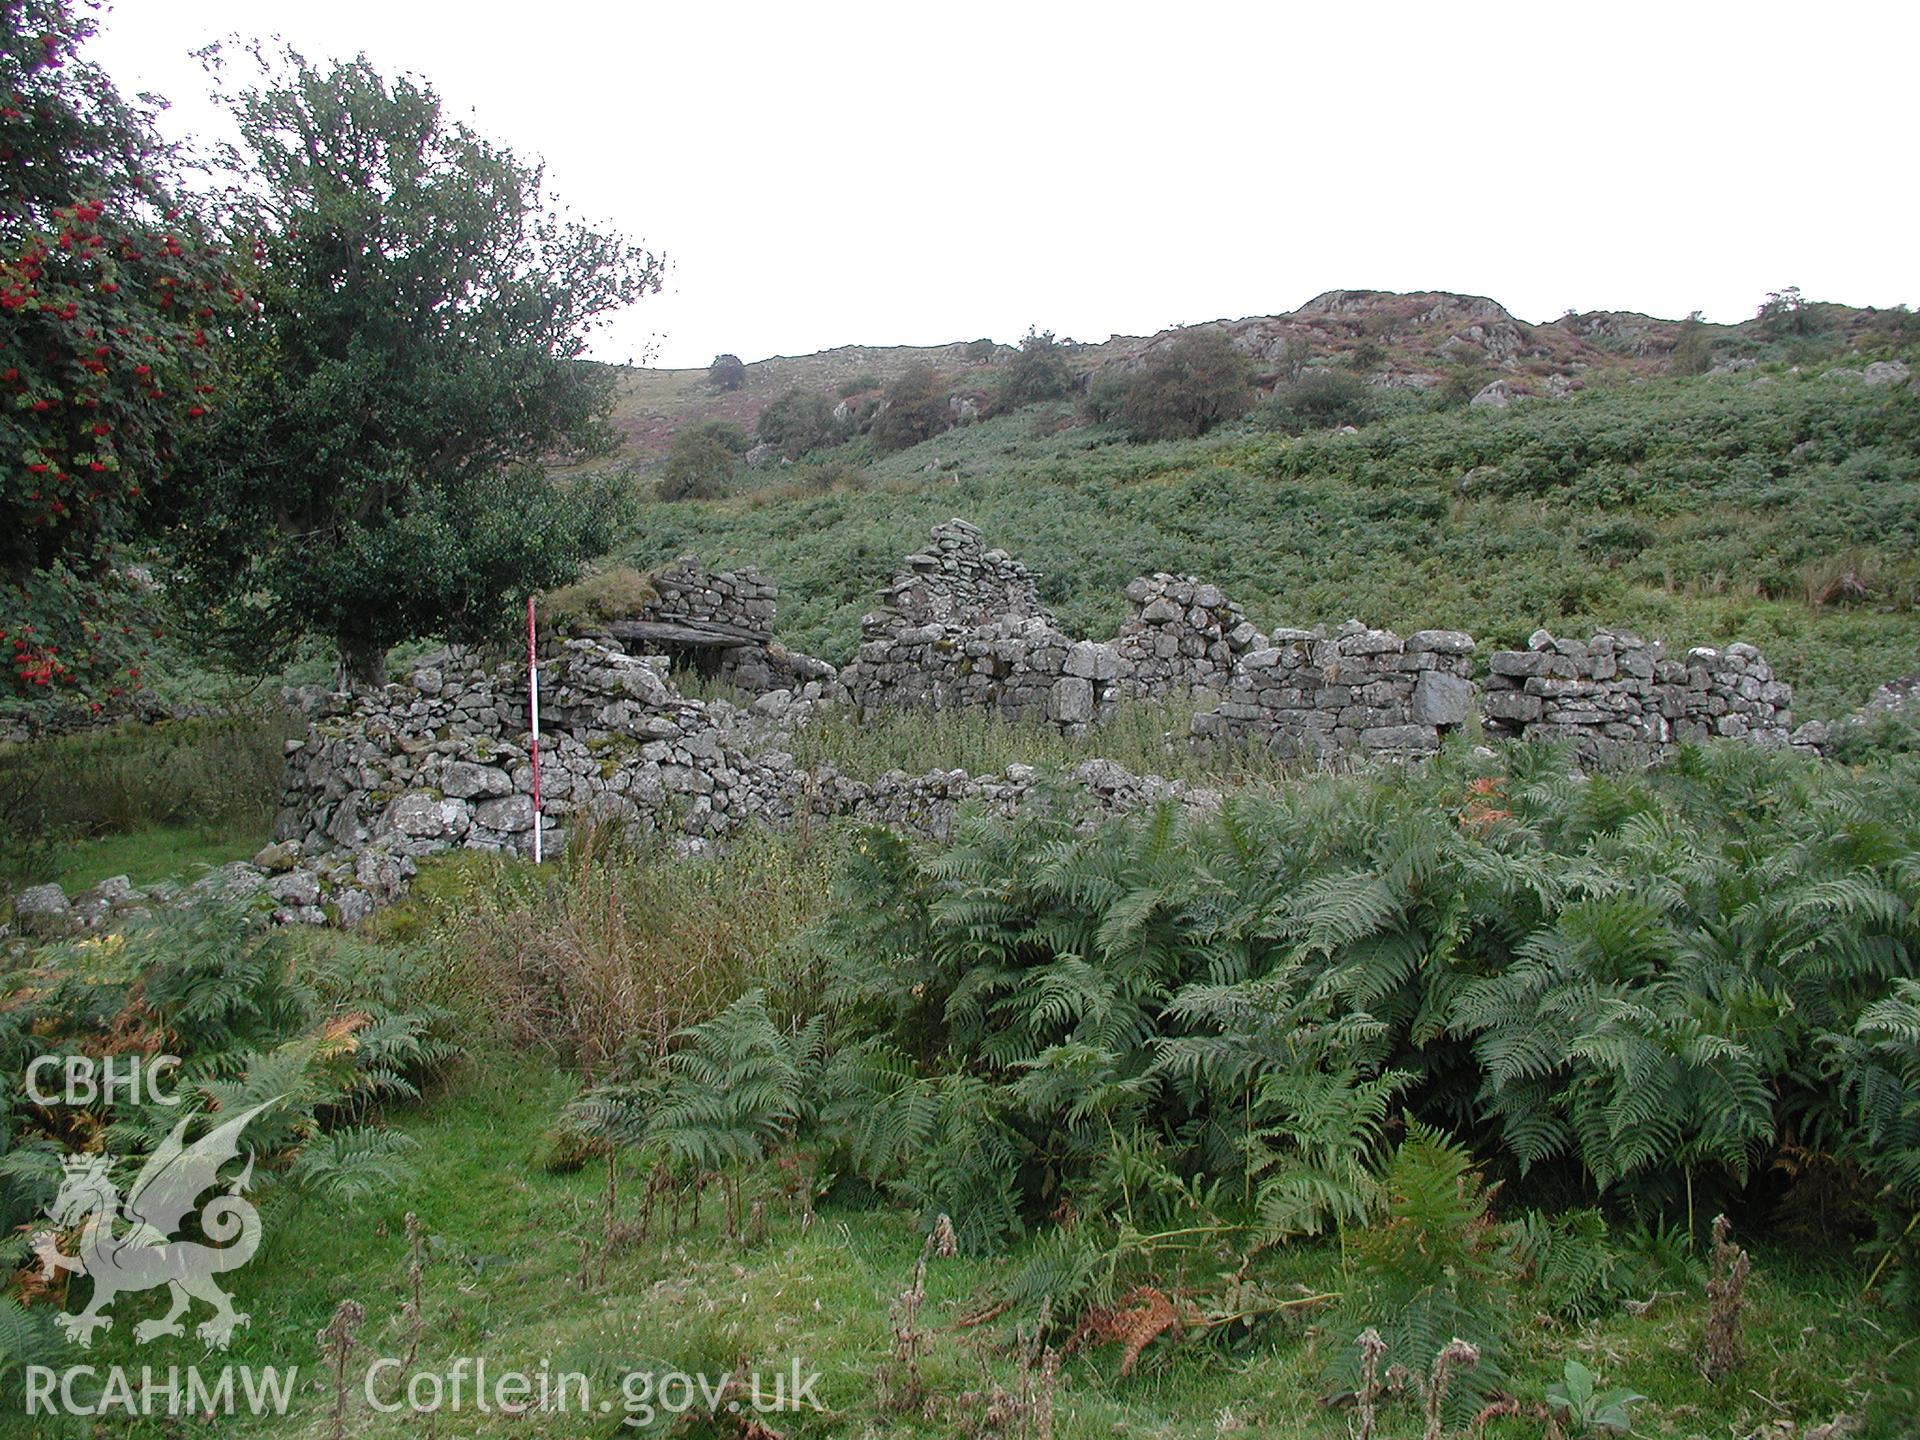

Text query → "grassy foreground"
[5,1054,1912,1439]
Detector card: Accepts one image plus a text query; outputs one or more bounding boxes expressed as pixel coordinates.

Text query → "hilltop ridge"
[600,288,1911,461]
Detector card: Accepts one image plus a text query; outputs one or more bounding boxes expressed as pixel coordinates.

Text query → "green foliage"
[870,366,951,452]
[794,745,1920,1260]
[1826,702,1920,764]
[173,47,660,684]
[1080,369,1130,425]
[567,988,826,1237]
[1546,1359,1648,1434]
[783,696,1290,788]
[963,337,996,364]
[1118,329,1251,441]
[1670,312,1716,375]
[416,822,846,1069]
[678,418,750,454]
[1436,358,1494,408]
[754,386,837,458]
[657,426,737,500]
[800,803,1416,1250]
[1759,286,1814,339]
[1,1,240,702]
[538,563,658,631]
[1259,370,1386,433]
[0,712,288,887]
[1329,1125,1515,1422]
[569,989,822,1173]
[706,353,745,391]
[0,912,459,1236]
[998,329,1073,408]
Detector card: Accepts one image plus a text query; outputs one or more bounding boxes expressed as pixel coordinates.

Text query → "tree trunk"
[339,637,390,691]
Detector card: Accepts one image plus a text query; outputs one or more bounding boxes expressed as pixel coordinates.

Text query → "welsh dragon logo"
[31,1100,276,1349]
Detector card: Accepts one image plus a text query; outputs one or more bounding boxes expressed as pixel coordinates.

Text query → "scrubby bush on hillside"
[1759,286,1814,339]
[1436,359,1495,407]
[677,418,751,454]
[964,338,997,363]
[1669,313,1716,375]
[1260,370,1384,433]
[1118,329,1252,440]
[658,427,737,500]
[1079,369,1131,425]
[998,329,1074,408]
[755,388,838,459]
[708,353,747,391]
[870,367,952,452]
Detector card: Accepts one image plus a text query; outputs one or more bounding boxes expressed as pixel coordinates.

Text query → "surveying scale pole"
[527,595,543,863]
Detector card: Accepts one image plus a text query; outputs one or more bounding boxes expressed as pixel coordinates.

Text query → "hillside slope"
[601,288,1912,463]
[617,363,1920,722]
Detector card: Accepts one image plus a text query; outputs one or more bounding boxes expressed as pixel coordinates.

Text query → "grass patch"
[0,714,291,891]
[47,822,265,892]
[786,698,1304,788]
[381,823,850,1075]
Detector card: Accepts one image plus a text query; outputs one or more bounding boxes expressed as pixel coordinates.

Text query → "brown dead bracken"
[1067,1286,1198,1376]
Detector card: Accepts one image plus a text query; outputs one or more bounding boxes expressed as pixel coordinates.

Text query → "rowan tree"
[175,48,663,685]
[1,0,239,705]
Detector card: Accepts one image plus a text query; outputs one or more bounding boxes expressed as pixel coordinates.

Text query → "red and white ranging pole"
[527,595,543,864]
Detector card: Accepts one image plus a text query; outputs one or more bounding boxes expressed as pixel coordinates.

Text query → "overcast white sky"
[91,0,1915,370]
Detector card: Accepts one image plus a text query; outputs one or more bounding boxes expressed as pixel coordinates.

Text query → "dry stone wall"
[275,638,1215,874]
[844,522,1475,754]
[840,521,1121,734]
[837,519,1814,763]
[640,556,777,639]
[4,522,1853,943]
[1482,629,1811,763]
[1113,574,1267,699]
[1194,623,1477,759]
